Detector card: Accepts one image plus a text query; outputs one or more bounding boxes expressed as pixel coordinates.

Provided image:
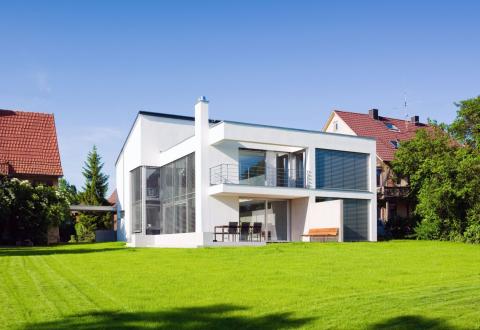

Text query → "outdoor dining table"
[213,224,268,242]
[213,225,240,242]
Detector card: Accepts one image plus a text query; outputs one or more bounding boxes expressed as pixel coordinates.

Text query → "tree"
[58,178,79,205]
[392,96,480,243]
[450,96,480,149]
[75,146,112,241]
[79,145,109,205]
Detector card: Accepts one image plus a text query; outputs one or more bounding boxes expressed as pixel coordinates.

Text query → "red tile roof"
[0,109,63,177]
[108,189,117,206]
[333,110,428,161]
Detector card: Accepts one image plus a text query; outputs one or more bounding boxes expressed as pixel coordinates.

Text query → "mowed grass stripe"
[46,254,117,310]
[33,255,100,313]
[0,257,31,325]
[1,241,479,330]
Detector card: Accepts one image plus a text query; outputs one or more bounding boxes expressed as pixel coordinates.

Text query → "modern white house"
[115,97,377,247]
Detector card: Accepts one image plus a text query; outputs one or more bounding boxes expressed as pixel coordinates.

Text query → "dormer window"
[385,122,399,131]
[333,121,339,131]
[390,140,400,149]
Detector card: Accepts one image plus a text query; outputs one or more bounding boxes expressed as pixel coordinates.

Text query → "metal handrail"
[210,163,312,188]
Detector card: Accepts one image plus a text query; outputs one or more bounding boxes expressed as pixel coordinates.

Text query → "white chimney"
[194,96,209,239]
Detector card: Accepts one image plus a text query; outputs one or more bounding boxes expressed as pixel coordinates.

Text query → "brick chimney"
[368,108,379,120]
[410,115,419,125]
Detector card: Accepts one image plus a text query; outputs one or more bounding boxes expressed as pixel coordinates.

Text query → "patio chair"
[252,222,262,242]
[240,222,251,241]
[228,222,238,242]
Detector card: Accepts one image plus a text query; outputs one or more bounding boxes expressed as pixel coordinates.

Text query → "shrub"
[0,177,70,245]
[464,223,480,243]
[75,214,97,242]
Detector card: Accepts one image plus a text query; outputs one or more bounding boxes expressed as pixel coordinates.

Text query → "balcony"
[377,186,410,199]
[210,164,312,189]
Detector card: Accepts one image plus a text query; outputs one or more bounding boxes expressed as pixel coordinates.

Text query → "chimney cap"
[369,108,379,120]
[197,96,209,104]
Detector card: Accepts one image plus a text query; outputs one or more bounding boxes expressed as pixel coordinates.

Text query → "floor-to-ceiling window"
[131,167,142,234]
[131,153,195,236]
[239,199,289,241]
[145,167,161,235]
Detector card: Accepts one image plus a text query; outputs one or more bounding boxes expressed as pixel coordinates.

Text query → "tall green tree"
[58,178,79,205]
[450,96,480,149]
[79,145,109,206]
[392,96,480,243]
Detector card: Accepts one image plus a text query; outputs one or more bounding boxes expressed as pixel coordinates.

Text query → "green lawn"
[0,241,479,330]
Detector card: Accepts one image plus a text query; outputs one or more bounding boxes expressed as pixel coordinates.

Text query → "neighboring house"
[115,97,377,248]
[323,108,427,223]
[0,109,63,244]
[0,109,63,186]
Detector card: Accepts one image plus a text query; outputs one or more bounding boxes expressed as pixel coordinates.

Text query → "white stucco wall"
[115,118,142,243]
[302,199,343,242]
[116,101,377,247]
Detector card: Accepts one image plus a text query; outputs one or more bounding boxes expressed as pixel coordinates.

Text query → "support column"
[195,96,210,244]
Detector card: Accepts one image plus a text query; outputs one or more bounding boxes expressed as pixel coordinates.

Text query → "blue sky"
[1,1,479,194]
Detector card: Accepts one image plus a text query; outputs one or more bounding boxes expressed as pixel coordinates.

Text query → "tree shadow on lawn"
[23,304,315,330]
[369,315,462,330]
[0,245,125,257]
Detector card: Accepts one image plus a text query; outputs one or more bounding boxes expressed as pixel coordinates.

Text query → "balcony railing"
[377,186,410,198]
[210,164,312,189]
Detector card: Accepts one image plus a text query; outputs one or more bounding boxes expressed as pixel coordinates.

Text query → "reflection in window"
[239,149,266,185]
[131,153,196,236]
[146,168,161,235]
[131,167,142,233]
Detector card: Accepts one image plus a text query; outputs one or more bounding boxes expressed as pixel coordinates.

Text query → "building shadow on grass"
[0,246,125,257]
[369,315,461,330]
[23,304,315,330]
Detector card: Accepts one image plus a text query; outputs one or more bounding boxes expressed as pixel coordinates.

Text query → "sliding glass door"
[239,199,289,242]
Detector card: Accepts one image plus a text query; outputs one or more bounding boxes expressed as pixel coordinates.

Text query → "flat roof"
[116,110,376,165]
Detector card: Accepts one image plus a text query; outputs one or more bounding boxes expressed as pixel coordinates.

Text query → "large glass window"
[315,149,369,191]
[131,167,142,233]
[239,149,266,185]
[156,153,195,235]
[146,168,161,235]
[130,153,195,236]
[343,199,369,241]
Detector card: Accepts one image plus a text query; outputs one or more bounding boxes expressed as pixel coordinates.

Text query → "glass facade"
[343,199,369,241]
[239,149,266,185]
[131,153,195,235]
[131,167,142,233]
[315,149,369,191]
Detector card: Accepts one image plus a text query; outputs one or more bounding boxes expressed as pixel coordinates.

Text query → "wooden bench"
[301,228,339,242]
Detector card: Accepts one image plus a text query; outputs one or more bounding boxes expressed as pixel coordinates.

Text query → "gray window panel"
[146,204,161,235]
[315,149,368,191]
[175,202,187,233]
[187,153,195,194]
[131,167,142,234]
[164,204,174,234]
[146,168,161,235]
[143,153,196,235]
[174,157,187,199]
[187,197,195,233]
[343,199,369,241]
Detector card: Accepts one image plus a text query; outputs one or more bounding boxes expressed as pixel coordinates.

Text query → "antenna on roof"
[404,91,409,130]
